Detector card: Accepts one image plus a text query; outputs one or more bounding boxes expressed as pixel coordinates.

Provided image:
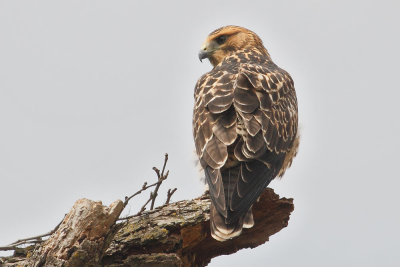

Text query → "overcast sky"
[1,1,400,266]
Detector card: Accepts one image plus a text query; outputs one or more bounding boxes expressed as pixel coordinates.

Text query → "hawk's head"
[198,25,269,67]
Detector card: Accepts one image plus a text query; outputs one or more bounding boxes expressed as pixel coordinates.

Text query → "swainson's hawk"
[193,26,299,241]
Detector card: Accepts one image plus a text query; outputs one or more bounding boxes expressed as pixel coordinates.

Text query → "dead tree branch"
[0,188,293,267]
[103,188,294,267]
[0,154,294,267]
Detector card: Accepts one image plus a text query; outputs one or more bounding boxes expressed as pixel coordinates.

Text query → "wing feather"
[204,136,228,169]
[239,63,298,154]
[212,121,237,145]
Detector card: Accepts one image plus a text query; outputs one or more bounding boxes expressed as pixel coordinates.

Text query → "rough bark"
[0,188,294,267]
[30,199,124,267]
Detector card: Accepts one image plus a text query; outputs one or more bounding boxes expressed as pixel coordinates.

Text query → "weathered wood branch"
[0,189,293,267]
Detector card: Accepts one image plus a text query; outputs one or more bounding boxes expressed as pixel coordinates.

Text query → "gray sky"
[1,1,399,266]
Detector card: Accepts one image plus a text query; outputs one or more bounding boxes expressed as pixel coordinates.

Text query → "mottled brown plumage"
[193,26,299,241]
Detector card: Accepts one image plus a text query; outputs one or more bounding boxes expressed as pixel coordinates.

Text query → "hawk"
[193,26,299,241]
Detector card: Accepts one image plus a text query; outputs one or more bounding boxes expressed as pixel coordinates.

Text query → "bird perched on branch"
[193,26,299,241]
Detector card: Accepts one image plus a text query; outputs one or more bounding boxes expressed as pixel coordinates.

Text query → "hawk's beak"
[198,50,210,62]
[198,42,211,62]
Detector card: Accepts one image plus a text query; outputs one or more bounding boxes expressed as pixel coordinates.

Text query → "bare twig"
[150,153,169,210]
[160,153,168,177]
[119,153,172,221]
[0,246,18,252]
[123,181,159,208]
[118,192,154,221]
[165,188,177,205]
[0,215,66,252]
[136,193,154,215]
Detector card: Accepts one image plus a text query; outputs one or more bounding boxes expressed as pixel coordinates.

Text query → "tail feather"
[210,204,244,241]
[205,149,285,241]
[242,205,254,228]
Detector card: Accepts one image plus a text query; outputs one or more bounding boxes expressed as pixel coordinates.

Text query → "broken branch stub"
[28,199,123,267]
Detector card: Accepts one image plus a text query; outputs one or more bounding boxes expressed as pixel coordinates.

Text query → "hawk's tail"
[210,204,254,242]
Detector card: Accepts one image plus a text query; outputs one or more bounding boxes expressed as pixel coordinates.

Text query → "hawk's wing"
[193,61,298,226]
[237,63,298,155]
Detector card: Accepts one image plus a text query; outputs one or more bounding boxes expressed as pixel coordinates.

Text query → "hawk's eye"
[215,35,227,45]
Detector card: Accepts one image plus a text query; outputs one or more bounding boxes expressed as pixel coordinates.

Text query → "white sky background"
[1,1,399,266]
